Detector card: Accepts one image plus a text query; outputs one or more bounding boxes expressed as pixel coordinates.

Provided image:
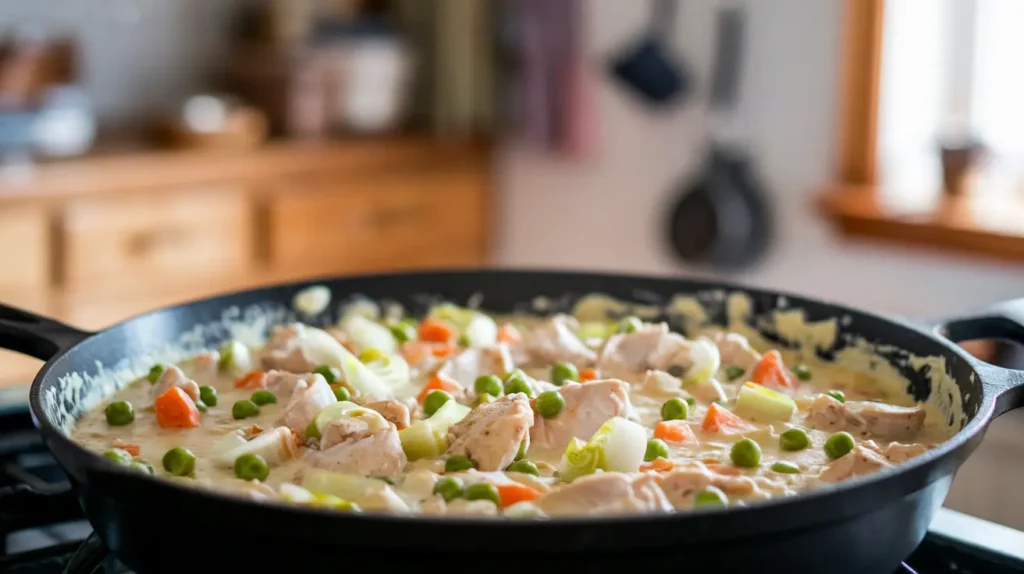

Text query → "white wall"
[496,0,1024,529]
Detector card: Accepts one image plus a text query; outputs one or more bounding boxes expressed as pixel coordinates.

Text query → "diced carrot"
[497,324,522,345]
[234,370,268,390]
[579,367,599,382]
[639,458,675,472]
[701,403,754,435]
[417,373,463,403]
[750,350,797,389]
[418,318,455,343]
[654,420,698,444]
[706,463,742,476]
[496,482,542,508]
[112,440,140,457]
[430,343,457,359]
[402,341,457,364]
[154,387,200,429]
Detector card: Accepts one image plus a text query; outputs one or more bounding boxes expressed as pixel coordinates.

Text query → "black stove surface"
[0,389,1021,574]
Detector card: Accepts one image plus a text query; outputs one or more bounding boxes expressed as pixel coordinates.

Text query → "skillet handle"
[0,303,93,361]
[931,297,1024,417]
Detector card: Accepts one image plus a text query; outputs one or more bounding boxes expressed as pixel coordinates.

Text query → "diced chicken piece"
[641,370,684,397]
[656,465,712,508]
[447,498,500,516]
[530,380,632,451]
[304,425,407,478]
[360,400,411,430]
[280,374,336,434]
[882,442,929,463]
[598,323,696,379]
[420,495,448,516]
[319,418,374,449]
[713,332,761,370]
[806,395,926,441]
[150,366,200,403]
[436,345,515,389]
[846,401,927,442]
[523,315,597,367]
[261,325,318,373]
[820,444,892,482]
[265,371,318,405]
[648,331,694,372]
[446,395,534,471]
[186,351,221,379]
[401,469,440,502]
[534,472,673,516]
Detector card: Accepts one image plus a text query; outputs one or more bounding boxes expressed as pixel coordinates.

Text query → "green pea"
[619,316,643,334]
[359,348,384,363]
[464,482,500,505]
[506,459,539,476]
[423,390,453,417]
[162,447,196,477]
[770,461,801,474]
[475,393,497,406]
[146,364,165,383]
[232,399,259,420]
[313,365,341,384]
[824,432,856,460]
[390,323,416,343]
[503,370,534,398]
[684,396,697,407]
[644,438,670,462]
[660,397,688,421]
[104,401,134,426]
[694,486,729,507]
[432,476,463,501]
[473,374,503,397]
[725,366,745,381]
[534,390,566,418]
[102,448,133,465]
[250,390,277,406]
[792,364,812,381]
[198,385,218,407]
[730,438,762,468]
[779,428,810,452]
[129,460,155,475]
[826,390,846,403]
[333,386,351,402]
[515,441,527,461]
[305,421,321,440]
[445,455,474,472]
[551,361,579,386]
[234,453,270,481]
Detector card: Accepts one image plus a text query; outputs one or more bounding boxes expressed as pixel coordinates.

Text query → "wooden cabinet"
[0,138,492,386]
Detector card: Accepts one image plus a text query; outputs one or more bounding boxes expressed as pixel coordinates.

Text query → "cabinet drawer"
[60,188,254,288]
[269,171,486,275]
[0,290,53,387]
[0,205,50,289]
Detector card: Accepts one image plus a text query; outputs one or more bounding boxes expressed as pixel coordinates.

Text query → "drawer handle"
[363,204,429,230]
[128,227,186,255]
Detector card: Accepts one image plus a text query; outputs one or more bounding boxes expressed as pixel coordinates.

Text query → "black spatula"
[608,0,690,108]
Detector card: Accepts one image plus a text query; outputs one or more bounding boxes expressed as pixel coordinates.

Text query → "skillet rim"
[27,267,998,532]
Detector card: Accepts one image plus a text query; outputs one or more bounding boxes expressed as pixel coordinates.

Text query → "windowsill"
[817,183,1024,262]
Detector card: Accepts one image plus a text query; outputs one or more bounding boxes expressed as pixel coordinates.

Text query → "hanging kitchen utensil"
[608,0,691,108]
[666,2,771,270]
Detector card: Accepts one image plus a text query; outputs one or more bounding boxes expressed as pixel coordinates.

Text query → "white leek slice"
[293,285,331,316]
[216,427,296,466]
[313,401,390,434]
[217,340,253,375]
[340,313,398,355]
[427,303,478,330]
[301,470,409,512]
[463,314,498,348]
[211,430,247,460]
[576,321,616,340]
[557,438,602,483]
[397,400,471,460]
[734,382,796,422]
[684,337,721,386]
[364,354,411,390]
[340,354,393,401]
[587,416,647,472]
[279,483,316,503]
[504,501,547,519]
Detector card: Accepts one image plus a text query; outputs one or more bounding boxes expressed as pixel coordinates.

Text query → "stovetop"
[0,387,1022,574]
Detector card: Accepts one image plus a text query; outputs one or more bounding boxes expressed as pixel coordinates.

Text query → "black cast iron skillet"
[1,269,1022,574]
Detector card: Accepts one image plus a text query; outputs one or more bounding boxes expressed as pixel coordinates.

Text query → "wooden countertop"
[818,183,1024,262]
[0,137,491,203]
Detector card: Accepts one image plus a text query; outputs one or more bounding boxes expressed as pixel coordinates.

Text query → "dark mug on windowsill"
[939,139,987,197]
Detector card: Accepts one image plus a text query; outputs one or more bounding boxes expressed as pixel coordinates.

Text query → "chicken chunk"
[261,324,319,373]
[436,345,514,389]
[820,444,892,483]
[530,380,632,451]
[280,374,336,434]
[641,370,685,397]
[360,400,411,430]
[881,442,929,463]
[265,371,318,405]
[656,462,766,507]
[304,425,407,478]
[150,366,200,403]
[712,332,761,370]
[598,323,692,377]
[534,472,673,516]
[447,498,500,516]
[523,315,596,367]
[446,395,534,471]
[806,395,926,441]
